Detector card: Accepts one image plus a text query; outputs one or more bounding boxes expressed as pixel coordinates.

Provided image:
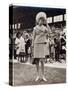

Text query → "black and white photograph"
[9,5,66,86]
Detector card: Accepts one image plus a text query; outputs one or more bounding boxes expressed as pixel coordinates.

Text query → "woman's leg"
[36,62,39,76]
[41,59,47,81]
[35,58,40,81]
[41,60,44,76]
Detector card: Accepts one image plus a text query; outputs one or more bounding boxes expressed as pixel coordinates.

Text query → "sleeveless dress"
[33,25,49,58]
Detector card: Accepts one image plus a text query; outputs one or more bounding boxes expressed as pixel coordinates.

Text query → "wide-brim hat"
[36,12,47,23]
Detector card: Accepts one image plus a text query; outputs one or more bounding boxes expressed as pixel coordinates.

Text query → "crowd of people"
[9,31,32,63]
[9,25,66,64]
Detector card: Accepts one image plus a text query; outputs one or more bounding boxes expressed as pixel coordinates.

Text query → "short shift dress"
[33,25,49,59]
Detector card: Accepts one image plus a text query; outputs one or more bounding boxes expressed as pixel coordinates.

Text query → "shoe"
[42,77,47,82]
[35,76,40,81]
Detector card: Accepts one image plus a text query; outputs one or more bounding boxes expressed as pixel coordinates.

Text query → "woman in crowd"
[15,32,21,61]
[25,33,32,63]
[32,12,51,81]
[19,33,25,62]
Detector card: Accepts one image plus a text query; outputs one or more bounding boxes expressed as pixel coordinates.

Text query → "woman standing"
[25,33,31,63]
[15,32,21,61]
[32,12,51,81]
[19,33,25,62]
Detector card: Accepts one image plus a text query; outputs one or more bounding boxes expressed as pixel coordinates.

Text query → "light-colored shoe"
[35,76,40,81]
[42,77,47,82]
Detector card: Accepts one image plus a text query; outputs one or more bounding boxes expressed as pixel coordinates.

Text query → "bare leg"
[36,62,39,76]
[41,60,44,76]
[35,59,40,81]
[41,59,47,81]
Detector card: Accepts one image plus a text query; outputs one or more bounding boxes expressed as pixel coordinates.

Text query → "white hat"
[36,12,47,22]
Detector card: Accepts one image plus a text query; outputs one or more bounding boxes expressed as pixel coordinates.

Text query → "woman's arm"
[45,19,51,34]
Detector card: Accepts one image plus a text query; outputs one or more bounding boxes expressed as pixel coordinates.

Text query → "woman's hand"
[45,19,48,26]
[45,20,51,34]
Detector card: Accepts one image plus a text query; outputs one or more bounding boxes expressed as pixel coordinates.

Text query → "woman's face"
[38,18,44,26]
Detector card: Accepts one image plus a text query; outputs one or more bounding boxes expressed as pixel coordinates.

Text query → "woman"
[32,12,51,81]
[15,32,21,61]
[19,33,25,62]
[25,33,31,63]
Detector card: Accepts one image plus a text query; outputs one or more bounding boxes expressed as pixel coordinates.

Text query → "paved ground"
[11,60,66,86]
[10,59,66,68]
